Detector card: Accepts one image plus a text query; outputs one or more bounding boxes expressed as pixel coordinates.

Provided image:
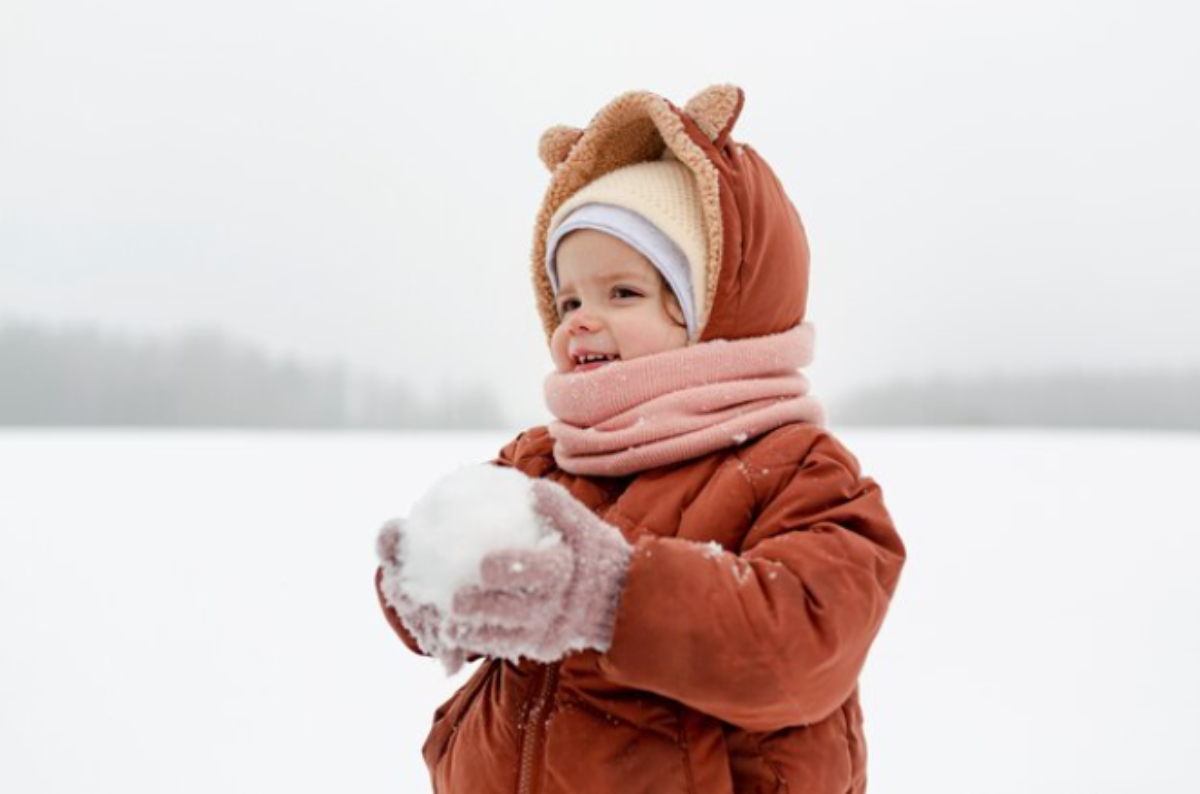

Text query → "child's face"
[550,229,688,374]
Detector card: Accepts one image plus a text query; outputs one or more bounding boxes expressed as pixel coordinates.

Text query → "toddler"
[375,84,906,794]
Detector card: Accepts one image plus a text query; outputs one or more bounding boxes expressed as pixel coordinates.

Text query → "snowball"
[399,465,560,613]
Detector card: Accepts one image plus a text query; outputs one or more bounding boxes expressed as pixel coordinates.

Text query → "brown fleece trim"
[683,84,743,146]
[531,88,729,343]
[538,125,584,171]
[646,97,724,340]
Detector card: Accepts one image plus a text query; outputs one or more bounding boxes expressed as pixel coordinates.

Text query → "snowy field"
[1,428,1197,793]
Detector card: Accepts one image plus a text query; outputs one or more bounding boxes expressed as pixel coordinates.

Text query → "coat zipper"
[518,662,560,794]
[516,491,614,794]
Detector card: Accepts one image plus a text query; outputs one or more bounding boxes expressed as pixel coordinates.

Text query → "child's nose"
[567,308,601,334]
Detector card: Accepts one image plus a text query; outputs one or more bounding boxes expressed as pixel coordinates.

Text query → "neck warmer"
[543,323,826,477]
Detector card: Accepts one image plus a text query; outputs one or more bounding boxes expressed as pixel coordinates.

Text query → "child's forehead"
[556,241,660,281]
[556,261,660,288]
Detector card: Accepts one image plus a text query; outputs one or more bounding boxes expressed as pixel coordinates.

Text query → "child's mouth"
[573,353,620,372]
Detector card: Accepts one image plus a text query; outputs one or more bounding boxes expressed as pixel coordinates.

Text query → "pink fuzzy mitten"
[375,518,468,674]
[446,478,633,663]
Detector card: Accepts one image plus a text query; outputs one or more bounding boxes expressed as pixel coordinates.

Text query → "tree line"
[0,319,505,429]
[835,369,1200,431]
[3,319,1197,431]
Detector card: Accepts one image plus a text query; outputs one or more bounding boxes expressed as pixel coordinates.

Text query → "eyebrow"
[599,269,654,283]
[558,269,656,292]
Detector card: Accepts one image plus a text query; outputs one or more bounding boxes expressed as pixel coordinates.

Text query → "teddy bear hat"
[531,84,811,344]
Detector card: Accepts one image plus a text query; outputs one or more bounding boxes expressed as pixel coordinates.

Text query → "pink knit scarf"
[543,323,826,477]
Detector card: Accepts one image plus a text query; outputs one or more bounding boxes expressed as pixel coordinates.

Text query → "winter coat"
[375,85,906,794]
[376,423,904,794]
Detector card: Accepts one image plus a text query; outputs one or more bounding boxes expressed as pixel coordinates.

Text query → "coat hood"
[531,85,810,343]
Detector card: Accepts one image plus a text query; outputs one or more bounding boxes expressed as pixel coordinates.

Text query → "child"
[375,84,906,794]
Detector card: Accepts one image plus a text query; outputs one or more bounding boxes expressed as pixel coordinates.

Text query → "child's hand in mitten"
[376,518,468,674]
[446,479,633,663]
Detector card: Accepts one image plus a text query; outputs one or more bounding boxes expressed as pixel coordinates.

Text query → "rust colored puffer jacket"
[376,86,907,794]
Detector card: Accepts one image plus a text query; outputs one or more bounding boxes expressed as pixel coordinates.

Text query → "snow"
[1,428,1198,793]
[398,464,559,613]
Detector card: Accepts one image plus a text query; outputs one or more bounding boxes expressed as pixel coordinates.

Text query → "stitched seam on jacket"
[675,704,697,794]
[730,446,754,489]
[732,446,782,538]
[734,423,810,486]
[744,423,815,469]
[556,692,639,731]
[595,493,631,531]
[432,661,495,769]
[755,734,789,793]
[604,505,655,538]
[736,424,814,535]
[841,701,859,789]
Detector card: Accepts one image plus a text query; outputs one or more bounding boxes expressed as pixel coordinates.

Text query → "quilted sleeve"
[597,428,906,731]
[491,426,557,476]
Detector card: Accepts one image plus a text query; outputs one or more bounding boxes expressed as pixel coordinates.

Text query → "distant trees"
[5,318,1198,431]
[0,320,505,429]
[836,370,1200,431]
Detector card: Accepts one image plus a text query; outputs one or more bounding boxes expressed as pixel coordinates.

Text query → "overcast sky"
[2,0,1197,429]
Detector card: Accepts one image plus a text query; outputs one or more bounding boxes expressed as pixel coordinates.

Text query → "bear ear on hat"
[538,125,584,171]
[683,84,744,146]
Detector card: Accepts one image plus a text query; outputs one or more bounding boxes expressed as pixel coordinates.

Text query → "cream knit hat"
[546,159,707,336]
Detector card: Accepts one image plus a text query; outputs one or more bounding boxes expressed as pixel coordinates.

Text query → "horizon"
[3,313,1199,431]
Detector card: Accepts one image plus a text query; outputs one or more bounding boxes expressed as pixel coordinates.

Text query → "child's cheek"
[549,327,572,372]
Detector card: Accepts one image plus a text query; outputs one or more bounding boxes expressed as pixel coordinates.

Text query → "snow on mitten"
[447,478,633,662]
[375,518,468,674]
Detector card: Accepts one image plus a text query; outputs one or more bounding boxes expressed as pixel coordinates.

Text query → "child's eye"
[558,298,580,315]
[612,287,643,299]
